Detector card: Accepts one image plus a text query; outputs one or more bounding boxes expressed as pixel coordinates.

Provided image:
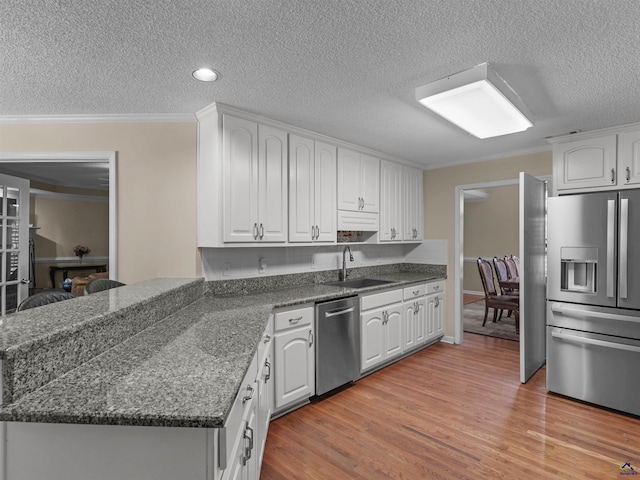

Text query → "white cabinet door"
[384,302,403,360]
[380,160,402,242]
[314,141,337,242]
[426,292,445,341]
[360,154,380,213]
[415,297,427,345]
[361,308,385,371]
[403,301,416,352]
[554,134,618,191]
[289,135,315,242]
[223,115,259,242]
[258,124,288,242]
[619,129,640,186]
[274,326,314,410]
[337,149,379,213]
[403,166,423,241]
[337,148,362,211]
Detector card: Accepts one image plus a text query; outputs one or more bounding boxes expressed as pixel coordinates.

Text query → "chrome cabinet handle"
[413,289,420,296]
[309,329,314,347]
[241,423,254,466]
[253,223,258,240]
[435,296,440,307]
[264,360,271,381]
[242,384,254,404]
[626,166,631,182]
[415,301,420,313]
[382,310,388,324]
[289,316,303,324]
[315,225,319,239]
[432,284,440,290]
[611,168,616,184]
[259,223,264,239]
[263,334,271,343]
[20,278,31,284]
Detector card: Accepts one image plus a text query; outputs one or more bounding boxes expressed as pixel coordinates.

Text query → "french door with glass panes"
[0,174,30,315]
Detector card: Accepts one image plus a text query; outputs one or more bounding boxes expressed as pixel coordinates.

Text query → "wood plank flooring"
[261,334,640,479]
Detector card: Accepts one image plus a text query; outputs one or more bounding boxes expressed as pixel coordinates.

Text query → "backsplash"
[201,240,447,281]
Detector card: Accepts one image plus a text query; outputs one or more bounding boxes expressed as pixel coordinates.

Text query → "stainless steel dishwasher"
[315,296,360,396]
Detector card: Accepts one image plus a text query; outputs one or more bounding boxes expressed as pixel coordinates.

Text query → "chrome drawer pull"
[289,316,303,324]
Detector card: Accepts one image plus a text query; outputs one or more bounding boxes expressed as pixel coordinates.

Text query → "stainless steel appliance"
[547,190,640,416]
[315,296,360,396]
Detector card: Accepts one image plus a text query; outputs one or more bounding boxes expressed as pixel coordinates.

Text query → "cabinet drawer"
[361,288,403,311]
[403,284,426,300]
[221,352,258,470]
[426,280,445,294]
[274,305,313,332]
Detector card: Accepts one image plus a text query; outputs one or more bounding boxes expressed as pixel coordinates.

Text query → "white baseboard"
[441,336,455,344]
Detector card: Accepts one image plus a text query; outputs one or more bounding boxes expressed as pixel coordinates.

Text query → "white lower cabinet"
[360,289,404,372]
[403,283,427,351]
[426,281,445,341]
[273,305,315,413]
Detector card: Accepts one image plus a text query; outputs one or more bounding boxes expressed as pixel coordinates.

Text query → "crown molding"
[0,113,196,124]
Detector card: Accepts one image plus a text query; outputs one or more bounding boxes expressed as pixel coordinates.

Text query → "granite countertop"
[0,268,445,428]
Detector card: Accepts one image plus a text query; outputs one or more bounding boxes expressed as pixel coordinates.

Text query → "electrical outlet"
[259,258,266,274]
[222,262,231,277]
[310,256,316,269]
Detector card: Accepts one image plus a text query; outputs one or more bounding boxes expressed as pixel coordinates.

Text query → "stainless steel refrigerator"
[547,190,640,416]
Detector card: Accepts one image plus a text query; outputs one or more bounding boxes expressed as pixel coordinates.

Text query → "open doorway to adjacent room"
[0,152,116,307]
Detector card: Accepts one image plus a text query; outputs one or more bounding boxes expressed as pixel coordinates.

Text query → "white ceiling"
[2,0,640,168]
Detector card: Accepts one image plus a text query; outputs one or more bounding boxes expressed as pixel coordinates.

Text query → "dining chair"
[18,291,76,311]
[476,258,520,329]
[505,255,519,278]
[493,257,518,296]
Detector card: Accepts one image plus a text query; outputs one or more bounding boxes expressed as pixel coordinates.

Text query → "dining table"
[498,276,520,290]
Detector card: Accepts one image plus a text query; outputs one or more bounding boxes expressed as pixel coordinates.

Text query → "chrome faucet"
[341,246,354,281]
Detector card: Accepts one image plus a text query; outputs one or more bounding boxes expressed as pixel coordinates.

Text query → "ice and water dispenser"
[560,247,598,294]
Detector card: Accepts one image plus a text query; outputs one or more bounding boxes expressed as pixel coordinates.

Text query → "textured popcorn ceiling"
[2,0,640,167]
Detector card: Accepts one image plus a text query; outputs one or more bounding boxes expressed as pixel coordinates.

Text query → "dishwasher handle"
[324,306,355,318]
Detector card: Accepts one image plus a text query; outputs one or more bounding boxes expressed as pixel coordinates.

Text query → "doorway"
[0,152,117,292]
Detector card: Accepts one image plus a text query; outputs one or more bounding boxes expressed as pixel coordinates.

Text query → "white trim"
[423,145,551,171]
[0,152,117,279]
[440,336,455,344]
[0,113,196,124]
[30,188,108,203]
[463,290,485,296]
[35,256,109,264]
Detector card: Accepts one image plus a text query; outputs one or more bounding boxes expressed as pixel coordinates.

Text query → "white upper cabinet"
[379,160,403,242]
[553,134,617,191]
[289,135,336,243]
[403,166,423,241]
[223,115,288,243]
[337,148,379,213]
[551,123,640,194]
[619,129,640,186]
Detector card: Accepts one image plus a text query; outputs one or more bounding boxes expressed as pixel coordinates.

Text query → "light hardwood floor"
[261,334,640,479]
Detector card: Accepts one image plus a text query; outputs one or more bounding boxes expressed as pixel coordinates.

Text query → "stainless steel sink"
[323,278,395,289]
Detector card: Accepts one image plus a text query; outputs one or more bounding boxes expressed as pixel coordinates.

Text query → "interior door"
[519,172,547,383]
[0,173,30,314]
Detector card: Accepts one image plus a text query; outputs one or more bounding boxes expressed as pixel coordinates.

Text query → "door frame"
[453,175,551,345]
[0,152,117,279]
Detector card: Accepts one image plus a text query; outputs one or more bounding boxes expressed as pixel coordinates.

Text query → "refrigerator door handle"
[606,199,616,298]
[620,198,629,299]
[551,330,640,354]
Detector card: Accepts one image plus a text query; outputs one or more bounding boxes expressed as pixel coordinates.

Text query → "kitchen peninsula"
[0,263,445,480]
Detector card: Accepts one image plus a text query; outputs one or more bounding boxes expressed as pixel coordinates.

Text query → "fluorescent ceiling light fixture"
[415,63,533,139]
[192,68,219,82]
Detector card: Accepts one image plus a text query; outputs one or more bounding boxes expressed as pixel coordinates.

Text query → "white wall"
[201,240,447,280]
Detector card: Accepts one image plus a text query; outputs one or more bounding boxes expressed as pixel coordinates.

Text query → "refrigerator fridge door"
[547,192,618,307]
[618,190,640,309]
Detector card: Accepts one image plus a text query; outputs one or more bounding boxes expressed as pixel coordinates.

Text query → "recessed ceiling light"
[192,68,219,82]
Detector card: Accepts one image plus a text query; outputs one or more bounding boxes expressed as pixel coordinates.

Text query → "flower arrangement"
[74,244,90,258]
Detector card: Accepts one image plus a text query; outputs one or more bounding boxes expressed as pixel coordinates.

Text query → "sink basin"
[323,278,395,289]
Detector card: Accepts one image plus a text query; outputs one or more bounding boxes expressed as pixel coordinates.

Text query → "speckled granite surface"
[0,264,445,428]
[1,278,203,404]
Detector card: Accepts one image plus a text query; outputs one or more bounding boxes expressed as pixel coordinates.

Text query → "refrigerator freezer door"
[618,190,640,309]
[547,192,618,307]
